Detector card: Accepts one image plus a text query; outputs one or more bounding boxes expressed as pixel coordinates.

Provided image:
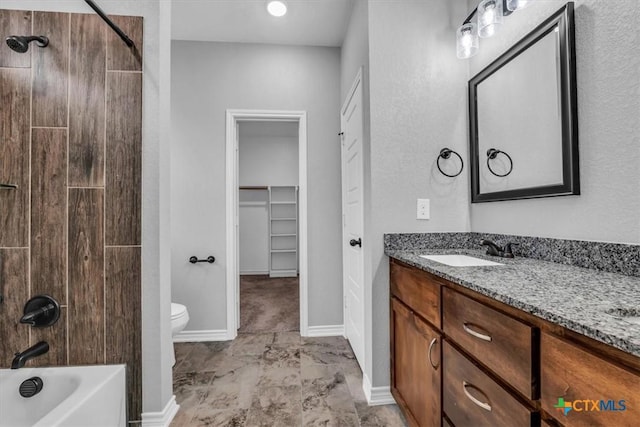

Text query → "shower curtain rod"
[84,0,135,48]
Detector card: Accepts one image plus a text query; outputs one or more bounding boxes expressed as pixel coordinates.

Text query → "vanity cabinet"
[390,258,640,427]
[390,261,443,426]
[391,259,537,427]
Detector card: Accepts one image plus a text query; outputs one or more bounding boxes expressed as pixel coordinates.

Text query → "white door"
[235,122,241,328]
[341,69,365,367]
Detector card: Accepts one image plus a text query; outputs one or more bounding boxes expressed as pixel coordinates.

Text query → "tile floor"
[238,276,299,333]
[170,332,407,426]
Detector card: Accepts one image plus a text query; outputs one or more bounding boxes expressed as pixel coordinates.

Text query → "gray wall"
[366,0,471,386]
[340,0,369,103]
[468,0,640,244]
[0,0,173,417]
[239,122,299,186]
[171,41,343,331]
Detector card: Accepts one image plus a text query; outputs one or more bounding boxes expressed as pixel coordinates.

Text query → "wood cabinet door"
[391,297,442,427]
[541,333,640,427]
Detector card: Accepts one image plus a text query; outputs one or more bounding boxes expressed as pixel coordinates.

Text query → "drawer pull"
[428,338,439,370]
[462,381,492,412]
[462,322,492,342]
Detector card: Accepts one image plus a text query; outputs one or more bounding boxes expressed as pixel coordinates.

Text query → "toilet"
[170,303,190,366]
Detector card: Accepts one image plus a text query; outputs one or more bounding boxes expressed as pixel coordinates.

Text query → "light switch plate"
[417,199,430,220]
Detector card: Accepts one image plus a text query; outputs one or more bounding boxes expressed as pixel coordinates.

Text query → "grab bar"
[189,256,215,264]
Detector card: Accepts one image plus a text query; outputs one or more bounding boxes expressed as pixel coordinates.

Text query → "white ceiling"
[171,0,355,47]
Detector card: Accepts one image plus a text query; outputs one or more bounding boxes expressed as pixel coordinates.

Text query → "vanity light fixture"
[266,0,287,17]
[456,0,534,59]
[478,0,504,38]
[456,23,479,59]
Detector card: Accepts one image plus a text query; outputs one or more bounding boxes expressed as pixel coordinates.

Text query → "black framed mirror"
[469,2,579,203]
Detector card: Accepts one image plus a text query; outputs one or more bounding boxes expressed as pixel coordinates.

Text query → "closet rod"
[239,186,269,190]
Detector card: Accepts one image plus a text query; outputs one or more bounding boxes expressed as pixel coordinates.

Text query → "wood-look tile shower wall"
[0,10,143,421]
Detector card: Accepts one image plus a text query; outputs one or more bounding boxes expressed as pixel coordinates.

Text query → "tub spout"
[11,341,49,369]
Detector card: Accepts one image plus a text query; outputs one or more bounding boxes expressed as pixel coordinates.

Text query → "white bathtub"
[0,364,126,427]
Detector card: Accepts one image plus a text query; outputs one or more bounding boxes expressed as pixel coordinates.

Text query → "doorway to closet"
[225,110,308,339]
[238,121,299,333]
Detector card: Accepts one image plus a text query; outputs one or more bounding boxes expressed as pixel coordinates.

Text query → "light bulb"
[506,0,532,12]
[456,23,479,59]
[267,1,287,17]
[478,0,503,38]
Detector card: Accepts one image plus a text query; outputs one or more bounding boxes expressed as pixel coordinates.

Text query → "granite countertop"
[386,248,640,358]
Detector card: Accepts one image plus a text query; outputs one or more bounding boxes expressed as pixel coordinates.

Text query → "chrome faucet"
[11,341,49,369]
[480,239,518,258]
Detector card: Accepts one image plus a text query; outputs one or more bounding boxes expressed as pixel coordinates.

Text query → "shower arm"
[84,0,135,48]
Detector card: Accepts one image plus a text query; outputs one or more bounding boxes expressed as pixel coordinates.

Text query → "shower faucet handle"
[20,295,61,327]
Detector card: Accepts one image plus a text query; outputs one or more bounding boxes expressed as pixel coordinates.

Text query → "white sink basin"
[420,254,504,267]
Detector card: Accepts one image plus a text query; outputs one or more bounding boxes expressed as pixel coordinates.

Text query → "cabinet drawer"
[443,288,535,398]
[390,261,441,328]
[443,341,536,427]
[541,333,640,427]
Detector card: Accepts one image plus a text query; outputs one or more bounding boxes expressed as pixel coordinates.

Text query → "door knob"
[349,238,362,247]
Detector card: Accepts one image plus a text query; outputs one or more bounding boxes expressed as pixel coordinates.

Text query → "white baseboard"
[173,329,230,342]
[239,270,269,275]
[305,324,345,337]
[269,270,298,278]
[362,374,397,406]
[141,395,179,427]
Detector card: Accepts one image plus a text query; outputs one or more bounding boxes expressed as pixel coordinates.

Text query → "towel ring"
[437,148,464,178]
[486,148,513,177]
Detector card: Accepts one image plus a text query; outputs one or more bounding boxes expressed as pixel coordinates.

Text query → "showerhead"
[5,36,49,53]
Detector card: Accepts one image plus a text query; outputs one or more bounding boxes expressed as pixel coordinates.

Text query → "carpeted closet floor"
[238,275,299,333]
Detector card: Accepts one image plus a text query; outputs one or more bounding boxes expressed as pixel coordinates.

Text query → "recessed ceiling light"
[267,0,287,17]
